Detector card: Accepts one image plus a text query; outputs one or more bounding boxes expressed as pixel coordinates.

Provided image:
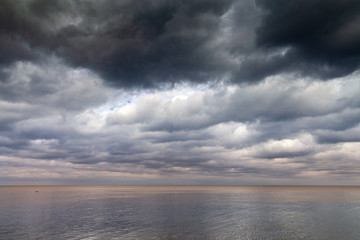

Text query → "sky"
[0,0,360,185]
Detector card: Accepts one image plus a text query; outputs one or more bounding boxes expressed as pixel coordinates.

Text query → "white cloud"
[1,61,360,184]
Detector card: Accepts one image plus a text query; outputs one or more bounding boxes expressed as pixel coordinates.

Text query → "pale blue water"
[0,186,360,239]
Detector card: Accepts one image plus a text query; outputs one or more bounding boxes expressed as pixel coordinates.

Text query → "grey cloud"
[255,0,360,79]
[297,108,360,132]
[0,0,237,88]
[0,60,107,111]
[2,0,360,88]
[0,60,110,159]
[316,128,360,144]
[255,150,313,160]
[250,108,360,146]
[2,73,358,178]
[231,49,359,83]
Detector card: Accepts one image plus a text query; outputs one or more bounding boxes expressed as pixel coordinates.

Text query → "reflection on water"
[1,186,360,239]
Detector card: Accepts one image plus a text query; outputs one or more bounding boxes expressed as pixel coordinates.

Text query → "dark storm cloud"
[0,0,236,87]
[255,0,360,79]
[2,0,360,87]
[0,0,54,65]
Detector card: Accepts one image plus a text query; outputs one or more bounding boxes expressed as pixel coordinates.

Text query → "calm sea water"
[0,186,360,240]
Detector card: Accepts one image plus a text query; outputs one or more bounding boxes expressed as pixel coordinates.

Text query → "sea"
[0,185,360,240]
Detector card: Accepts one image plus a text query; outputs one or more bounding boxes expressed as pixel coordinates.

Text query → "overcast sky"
[1,0,360,185]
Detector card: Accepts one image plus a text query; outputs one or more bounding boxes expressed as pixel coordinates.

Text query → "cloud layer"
[1,58,359,184]
[2,0,360,87]
[0,0,360,184]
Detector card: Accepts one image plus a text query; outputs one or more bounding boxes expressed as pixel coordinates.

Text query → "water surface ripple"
[1,186,360,239]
